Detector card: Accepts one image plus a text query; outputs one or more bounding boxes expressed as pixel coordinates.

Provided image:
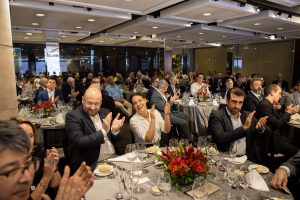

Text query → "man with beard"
[208,87,268,163]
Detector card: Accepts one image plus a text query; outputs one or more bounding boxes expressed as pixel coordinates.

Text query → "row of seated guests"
[0,120,94,200]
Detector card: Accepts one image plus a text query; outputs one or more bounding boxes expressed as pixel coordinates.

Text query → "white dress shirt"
[47,89,55,102]
[190,82,211,96]
[89,114,116,161]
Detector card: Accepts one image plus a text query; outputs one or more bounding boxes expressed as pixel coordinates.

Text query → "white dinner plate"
[94,164,114,177]
[248,164,269,174]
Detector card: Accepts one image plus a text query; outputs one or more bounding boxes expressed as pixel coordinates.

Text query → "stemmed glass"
[224,171,237,200]
[124,172,138,200]
[180,139,189,148]
[229,143,237,163]
[157,172,171,200]
[169,138,178,151]
[239,165,249,200]
[135,144,148,193]
[125,143,138,175]
[192,176,208,200]
[114,165,124,199]
[197,136,208,150]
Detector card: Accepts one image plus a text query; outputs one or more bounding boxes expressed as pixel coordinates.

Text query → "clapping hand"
[111,113,125,133]
[43,147,59,179]
[54,162,94,200]
[170,93,179,101]
[286,104,299,114]
[164,103,171,115]
[243,111,256,130]
[103,112,112,133]
[256,116,268,130]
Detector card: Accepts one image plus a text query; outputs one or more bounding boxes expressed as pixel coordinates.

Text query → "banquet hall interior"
[1,0,300,199]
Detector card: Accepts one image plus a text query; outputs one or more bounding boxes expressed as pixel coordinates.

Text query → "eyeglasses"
[0,159,34,182]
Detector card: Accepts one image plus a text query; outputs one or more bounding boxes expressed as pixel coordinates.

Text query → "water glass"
[125,143,138,173]
[114,166,124,199]
[157,172,171,200]
[197,136,208,151]
[224,171,237,200]
[180,139,189,148]
[192,176,208,200]
[229,143,237,162]
[168,138,178,150]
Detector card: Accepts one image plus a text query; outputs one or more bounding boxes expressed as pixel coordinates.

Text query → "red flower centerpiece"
[32,102,55,118]
[155,143,210,188]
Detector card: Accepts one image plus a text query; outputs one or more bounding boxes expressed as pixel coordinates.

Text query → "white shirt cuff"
[279,166,290,177]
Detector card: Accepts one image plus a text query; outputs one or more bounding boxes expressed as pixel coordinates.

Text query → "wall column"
[0,0,18,120]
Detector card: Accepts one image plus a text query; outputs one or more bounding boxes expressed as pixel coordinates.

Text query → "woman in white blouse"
[129,93,171,145]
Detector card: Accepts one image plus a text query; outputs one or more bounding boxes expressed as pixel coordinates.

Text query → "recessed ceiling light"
[109,38,114,40]
[61,35,67,38]
[31,22,39,26]
[197,45,201,46]
[99,40,104,43]
[124,0,132,1]
[26,33,33,36]
[221,35,227,38]
[24,37,30,39]
[148,41,153,43]
[203,13,212,16]
[75,26,82,29]
[152,26,158,29]
[198,32,204,35]
[254,23,261,26]
[88,19,95,22]
[277,27,284,30]
[36,13,45,17]
[177,36,181,38]
[199,38,204,40]
[133,31,138,34]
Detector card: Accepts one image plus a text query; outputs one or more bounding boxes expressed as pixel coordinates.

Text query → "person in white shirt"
[130,93,171,145]
[190,73,211,96]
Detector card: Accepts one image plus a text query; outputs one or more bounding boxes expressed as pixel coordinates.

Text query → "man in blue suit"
[37,77,63,103]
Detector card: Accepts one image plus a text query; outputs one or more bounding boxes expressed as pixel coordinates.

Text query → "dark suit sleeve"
[65,112,105,150]
[243,95,256,112]
[151,92,165,113]
[208,111,248,148]
[282,150,300,177]
[37,90,45,102]
[258,101,290,130]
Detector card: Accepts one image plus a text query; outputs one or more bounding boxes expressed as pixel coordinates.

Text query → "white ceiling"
[9,0,300,48]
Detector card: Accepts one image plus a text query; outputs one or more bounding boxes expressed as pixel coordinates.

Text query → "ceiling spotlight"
[287,14,292,19]
[75,26,82,29]
[36,13,45,17]
[203,13,212,16]
[240,2,246,7]
[88,19,95,22]
[198,32,204,35]
[277,27,284,30]
[269,34,277,40]
[99,40,104,43]
[31,23,39,26]
[177,36,181,38]
[152,26,158,29]
[253,22,261,26]
[26,33,32,36]
[256,7,261,12]
[61,35,67,38]
[133,31,138,34]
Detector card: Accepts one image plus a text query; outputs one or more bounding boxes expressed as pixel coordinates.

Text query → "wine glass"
[168,138,178,150]
[114,166,124,199]
[157,172,171,200]
[229,143,237,162]
[239,165,249,200]
[124,172,138,200]
[224,171,237,200]
[135,145,148,193]
[125,143,138,174]
[197,136,208,151]
[192,176,208,200]
[180,139,189,149]
[206,135,212,144]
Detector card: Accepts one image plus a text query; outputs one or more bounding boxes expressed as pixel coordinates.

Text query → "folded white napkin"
[224,155,247,164]
[55,113,65,124]
[291,113,300,121]
[212,99,219,106]
[133,177,150,185]
[108,154,141,163]
[245,170,269,192]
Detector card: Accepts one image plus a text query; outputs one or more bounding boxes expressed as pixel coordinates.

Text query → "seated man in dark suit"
[34,77,48,103]
[151,79,193,143]
[147,77,159,108]
[272,72,289,92]
[242,77,264,112]
[62,77,82,106]
[65,87,125,173]
[208,87,268,163]
[271,150,300,199]
[37,77,63,104]
[256,84,299,158]
[167,75,180,97]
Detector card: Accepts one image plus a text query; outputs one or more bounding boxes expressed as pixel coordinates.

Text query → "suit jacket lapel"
[80,106,97,133]
[221,109,233,130]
